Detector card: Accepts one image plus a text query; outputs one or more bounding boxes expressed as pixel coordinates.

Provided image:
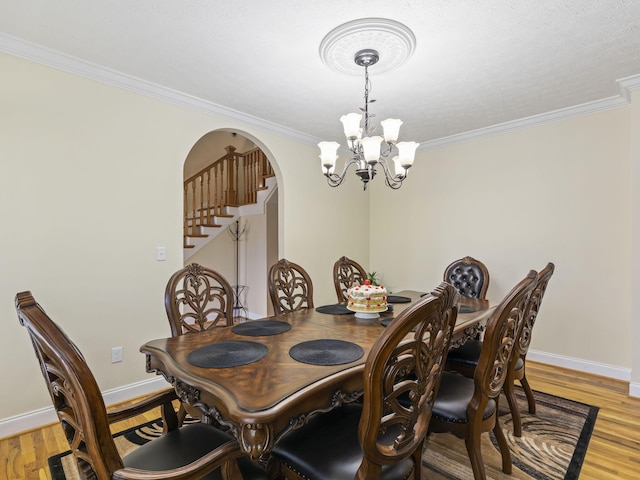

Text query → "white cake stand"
[353,311,381,319]
[348,303,389,319]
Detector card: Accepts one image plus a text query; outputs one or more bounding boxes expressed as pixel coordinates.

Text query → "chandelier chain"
[363,66,373,135]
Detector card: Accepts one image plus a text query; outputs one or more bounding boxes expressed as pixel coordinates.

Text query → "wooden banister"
[183,146,273,242]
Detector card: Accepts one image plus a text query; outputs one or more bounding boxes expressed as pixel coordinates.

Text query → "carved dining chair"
[428,270,537,480]
[164,263,235,424]
[443,256,490,300]
[268,258,314,315]
[505,262,555,433]
[165,263,235,336]
[15,291,268,480]
[445,263,554,437]
[333,255,367,303]
[271,282,459,480]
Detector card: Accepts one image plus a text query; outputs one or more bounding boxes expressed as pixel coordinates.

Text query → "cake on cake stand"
[346,279,388,319]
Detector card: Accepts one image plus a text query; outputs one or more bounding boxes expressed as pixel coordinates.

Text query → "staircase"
[183,145,275,260]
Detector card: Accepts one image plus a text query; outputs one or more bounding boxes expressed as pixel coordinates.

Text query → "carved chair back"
[16,291,125,479]
[164,263,235,336]
[516,262,555,361]
[443,256,490,299]
[474,270,537,402]
[357,282,459,476]
[333,256,367,303]
[268,258,314,315]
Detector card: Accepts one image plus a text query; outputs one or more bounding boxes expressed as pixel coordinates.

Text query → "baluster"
[220,158,227,211]
[257,150,266,189]
[205,170,211,225]
[242,155,249,205]
[213,162,219,217]
[250,153,257,203]
[198,175,205,230]
[183,182,189,237]
[190,179,197,235]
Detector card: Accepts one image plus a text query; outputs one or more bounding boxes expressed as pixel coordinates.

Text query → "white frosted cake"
[347,280,388,314]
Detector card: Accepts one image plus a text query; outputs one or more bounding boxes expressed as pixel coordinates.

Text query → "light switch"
[156,247,166,261]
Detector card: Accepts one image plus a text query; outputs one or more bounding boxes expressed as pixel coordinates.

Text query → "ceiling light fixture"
[318,48,417,190]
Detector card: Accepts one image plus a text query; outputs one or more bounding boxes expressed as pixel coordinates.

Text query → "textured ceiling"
[2,0,640,145]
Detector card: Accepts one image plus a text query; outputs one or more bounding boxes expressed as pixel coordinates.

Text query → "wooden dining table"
[140,290,494,464]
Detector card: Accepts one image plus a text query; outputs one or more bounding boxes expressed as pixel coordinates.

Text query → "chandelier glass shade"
[319,49,418,190]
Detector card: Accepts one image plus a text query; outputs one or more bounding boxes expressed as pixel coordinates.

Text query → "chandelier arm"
[378,158,406,189]
[379,141,393,158]
[325,157,362,187]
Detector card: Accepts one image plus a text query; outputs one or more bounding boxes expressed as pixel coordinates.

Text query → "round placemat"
[380,318,394,327]
[315,304,354,315]
[459,305,476,313]
[387,295,412,303]
[289,339,364,366]
[232,320,292,336]
[380,317,417,331]
[187,341,268,368]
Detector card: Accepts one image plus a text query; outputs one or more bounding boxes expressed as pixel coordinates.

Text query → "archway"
[182,129,279,318]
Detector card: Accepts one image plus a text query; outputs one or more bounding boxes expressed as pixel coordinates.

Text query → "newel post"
[225,145,238,206]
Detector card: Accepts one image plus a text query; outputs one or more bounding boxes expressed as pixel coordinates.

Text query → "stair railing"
[184,146,273,239]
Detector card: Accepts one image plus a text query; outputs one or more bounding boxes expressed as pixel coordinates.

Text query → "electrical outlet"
[111,346,123,363]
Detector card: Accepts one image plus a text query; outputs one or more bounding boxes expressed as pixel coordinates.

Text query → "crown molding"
[0,33,319,146]
[2,33,639,152]
[618,74,640,92]
[420,75,640,150]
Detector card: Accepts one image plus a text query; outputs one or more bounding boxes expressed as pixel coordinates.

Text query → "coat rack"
[228,219,247,319]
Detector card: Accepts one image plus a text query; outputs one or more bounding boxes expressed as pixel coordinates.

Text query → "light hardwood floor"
[1,361,639,480]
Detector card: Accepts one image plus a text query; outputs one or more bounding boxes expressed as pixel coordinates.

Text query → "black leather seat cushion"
[432,371,496,423]
[447,341,523,371]
[123,423,267,480]
[272,404,414,480]
[446,340,482,368]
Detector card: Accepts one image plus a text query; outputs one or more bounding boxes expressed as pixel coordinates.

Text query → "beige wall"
[370,107,633,369]
[0,52,368,422]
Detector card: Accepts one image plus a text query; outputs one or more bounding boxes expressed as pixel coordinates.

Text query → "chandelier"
[318,48,418,190]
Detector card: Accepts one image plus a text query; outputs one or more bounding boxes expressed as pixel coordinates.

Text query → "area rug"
[422,388,598,479]
[49,388,597,480]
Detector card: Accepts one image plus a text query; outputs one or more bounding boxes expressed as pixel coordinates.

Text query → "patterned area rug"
[49,388,597,480]
[423,388,598,479]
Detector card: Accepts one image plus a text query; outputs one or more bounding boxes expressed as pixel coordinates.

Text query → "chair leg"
[520,373,536,414]
[503,378,522,437]
[464,431,487,480]
[493,414,512,474]
[177,403,187,427]
[411,440,424,480]
[161,400,180,433]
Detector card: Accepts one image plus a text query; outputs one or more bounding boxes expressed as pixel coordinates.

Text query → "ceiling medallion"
[319,18,416,76]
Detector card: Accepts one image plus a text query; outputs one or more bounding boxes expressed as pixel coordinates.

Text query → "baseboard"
[0,376,168,439]
[528,349,633,383]
[244,310,266,320]
[629,382,640,398]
